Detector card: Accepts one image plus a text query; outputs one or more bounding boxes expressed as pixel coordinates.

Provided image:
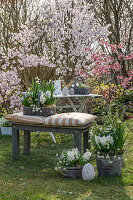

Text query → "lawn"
[0,118,133,200]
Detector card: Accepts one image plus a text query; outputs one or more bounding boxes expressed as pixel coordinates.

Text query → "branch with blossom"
[40,0,110,82]
[0,69,21,113]
[85,38,133,88]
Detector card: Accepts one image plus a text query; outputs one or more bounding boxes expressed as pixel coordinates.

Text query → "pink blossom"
[84,48,92,53]
[124,53,133,60]
[85,39,132,89]
[100,38,105,45]
[117,76,123,80]
[118,53,123,60]
[118,43,124,49]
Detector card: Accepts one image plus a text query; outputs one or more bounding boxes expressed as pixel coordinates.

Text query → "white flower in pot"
[91,108,129,176]
[0,117,12,135]
[55,148,92,178]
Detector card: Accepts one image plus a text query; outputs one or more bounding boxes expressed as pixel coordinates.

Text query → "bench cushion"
[5,113,44,125]
[43,112,96,126]
[6,112,96,127]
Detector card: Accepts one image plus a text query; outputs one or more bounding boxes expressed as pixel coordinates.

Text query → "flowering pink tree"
[85,38,133,105]
[40,0,110,83]
[91,39,133,87]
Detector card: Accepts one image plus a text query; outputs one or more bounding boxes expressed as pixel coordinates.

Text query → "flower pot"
[69,76,89,95]
[23,105,56,117]
[96,155,123,176]
[1,127,12,135]
[61,166,83,178]
[69,86,89,95]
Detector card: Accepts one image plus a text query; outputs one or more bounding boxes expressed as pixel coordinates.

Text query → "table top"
[21,92,102,98]
[54,93,102,98]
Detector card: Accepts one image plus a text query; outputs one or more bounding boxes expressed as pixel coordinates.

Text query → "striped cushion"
[5,112,44,125]
[42,112,96,127]
[6,112,96,127]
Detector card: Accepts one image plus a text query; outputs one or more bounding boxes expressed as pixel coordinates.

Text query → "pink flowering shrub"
[84,38,133,115]
[89,39,133,88]
[85,38,132,104]
[0,69,21,113]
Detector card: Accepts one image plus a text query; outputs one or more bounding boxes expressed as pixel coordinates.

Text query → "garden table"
[21,92,102,113]
[55,93,102,112]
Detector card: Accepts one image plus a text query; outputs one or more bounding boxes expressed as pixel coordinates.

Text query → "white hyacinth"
[95,135,114,147]
[71,148,79,159]
[95,135,100,145]
[45,90,51,98]
[67,151,75,162]
[83,150,91,162]
[67,148,79,161]
[56,148,92,169]
[40,94,46,104]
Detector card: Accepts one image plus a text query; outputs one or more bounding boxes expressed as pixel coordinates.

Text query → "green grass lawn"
[0,118,133,200]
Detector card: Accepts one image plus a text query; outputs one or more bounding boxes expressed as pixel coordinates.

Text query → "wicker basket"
[23,105,56,117]
[61,166,83,178]
[69,77,89,95]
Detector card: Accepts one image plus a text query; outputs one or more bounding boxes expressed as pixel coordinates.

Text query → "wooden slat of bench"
[11,122,92,132]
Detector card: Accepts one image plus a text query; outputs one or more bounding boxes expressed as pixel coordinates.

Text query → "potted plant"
[69,76,89,95]
[0,117,12,135]
[22,78,56,117]
[91,108,129,176]
[39,81,56,116]
[55,148,91,178]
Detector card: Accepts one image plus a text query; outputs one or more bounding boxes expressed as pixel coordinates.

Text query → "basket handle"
[38,90,42,107]
[74,76,85,87]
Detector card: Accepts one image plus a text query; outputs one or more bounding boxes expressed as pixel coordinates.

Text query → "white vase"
[1,127,12,135]
[54,80,61,95]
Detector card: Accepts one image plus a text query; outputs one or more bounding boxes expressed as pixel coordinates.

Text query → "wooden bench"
[6,112,96,159]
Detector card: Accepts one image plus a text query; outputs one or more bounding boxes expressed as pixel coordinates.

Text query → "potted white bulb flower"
[55,148,91,178]
[22,78,56,117]
[0,117,12,135]
[91,108,129,176]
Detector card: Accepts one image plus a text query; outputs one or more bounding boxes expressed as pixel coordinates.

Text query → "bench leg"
[24,130,31,155]
[12,126,20,159]
[83,131,91,153]
[74,131,81,153]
